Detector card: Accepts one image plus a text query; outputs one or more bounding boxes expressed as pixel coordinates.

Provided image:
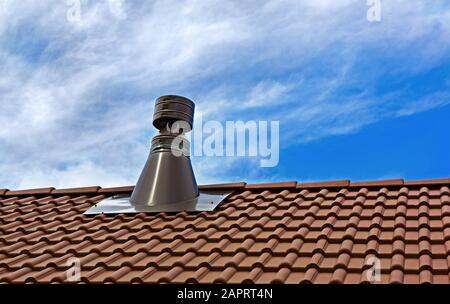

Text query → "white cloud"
[15,161,132,189]
[0,1,449,189]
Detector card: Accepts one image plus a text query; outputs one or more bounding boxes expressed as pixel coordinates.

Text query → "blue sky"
[0,0,449,189]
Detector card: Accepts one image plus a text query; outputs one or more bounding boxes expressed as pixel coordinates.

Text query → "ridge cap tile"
[404,178,450,186]
[199,182,246,190]
[244,181,297,189]
[51,186,101,195]
[350,179,404,187]
[297,180,350,189]
[98,186,135,193]
[4,187,55,196]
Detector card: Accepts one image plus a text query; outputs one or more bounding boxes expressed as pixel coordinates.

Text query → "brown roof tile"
[298,180,350,189]
[199,182,246,190]
[1,178,450,283]
[51,186,101,195]
[350,179,404,187]
[4,187,54,196]
[245,181,297,189]
[404,178,450,186]
[97,186,135,194]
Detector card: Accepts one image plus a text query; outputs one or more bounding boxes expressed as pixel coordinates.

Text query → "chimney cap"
[153,95,195,130]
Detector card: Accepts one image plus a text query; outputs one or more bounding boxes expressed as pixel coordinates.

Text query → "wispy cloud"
[0,1,449,188]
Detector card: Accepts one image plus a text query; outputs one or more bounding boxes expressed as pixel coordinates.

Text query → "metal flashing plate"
[84,190,233,215]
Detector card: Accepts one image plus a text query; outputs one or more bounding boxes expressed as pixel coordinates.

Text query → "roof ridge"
[1,177,449,197]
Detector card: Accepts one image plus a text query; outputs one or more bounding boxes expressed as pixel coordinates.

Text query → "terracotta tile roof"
[1,177,450,283]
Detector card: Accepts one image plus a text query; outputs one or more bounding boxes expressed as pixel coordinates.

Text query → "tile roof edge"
[98,186,135,193]
[199,182,246,190]
[297,180,350,188]
[51,186,101,195]
[349,179,405,188]
[4,187,55,196]
[2,178,449,197]
[244,181,298,189]
[404,178,450,186]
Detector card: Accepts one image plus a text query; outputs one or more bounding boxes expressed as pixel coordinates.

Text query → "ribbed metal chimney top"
[84,95,232,215]
[153,95,195,130]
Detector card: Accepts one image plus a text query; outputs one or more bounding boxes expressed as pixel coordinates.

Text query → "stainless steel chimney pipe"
[130,95,199,207]
[84,95,232,215]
